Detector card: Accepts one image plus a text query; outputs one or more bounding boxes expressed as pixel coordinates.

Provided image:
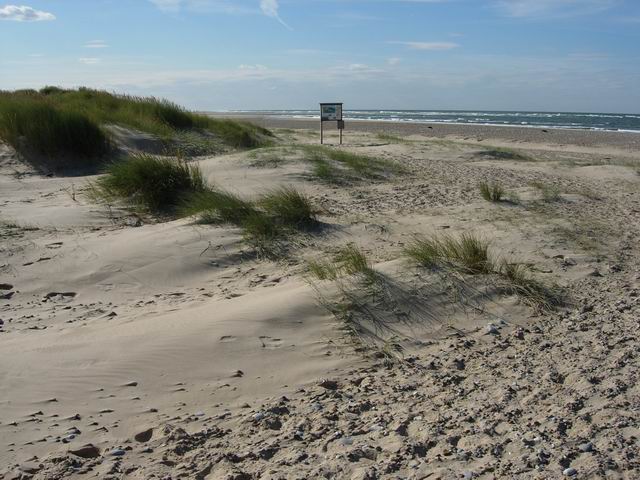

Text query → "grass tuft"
[308,244,375,280]
[182,189,257,225]
[300,145,403,183]
[259,186,317,228]
[404,233,492,274]
[531,181,562,202]
[479,181,504,202]
[477,147,532,161]
[496,260,563,312]
[95,153,205,212]
[0,92,110,167]
[0,88,272,170]
[181,184,317,257]
[405,232,564,311]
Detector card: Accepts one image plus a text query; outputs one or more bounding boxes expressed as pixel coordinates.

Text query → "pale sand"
[1,126,639,479]
[210,113,640,152]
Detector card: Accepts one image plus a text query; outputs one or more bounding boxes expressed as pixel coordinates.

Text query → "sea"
[236,110,640,133]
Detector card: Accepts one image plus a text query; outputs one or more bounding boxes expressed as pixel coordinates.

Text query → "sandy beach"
[1,120,639,479]
[211,114,640,152]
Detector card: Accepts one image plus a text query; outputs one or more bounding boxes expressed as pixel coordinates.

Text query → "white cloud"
[387,57,401,65]
[260,0,290,28]
[495,0,617,18]
[390,41,459,51]
[84,40,108,49]
[0,5,55,21]
[78,57,101,65]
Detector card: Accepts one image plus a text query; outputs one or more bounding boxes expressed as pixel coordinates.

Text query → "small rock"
[19,462,40,474]
[134,428,153,443]
[579,442,593,453]
[318,379,339,390]
[123,381,138,387]
[563,467,577,476]
[0,283,13,290]
[110,448,126,457]
[485,323,499,335]
[69,444,100,458]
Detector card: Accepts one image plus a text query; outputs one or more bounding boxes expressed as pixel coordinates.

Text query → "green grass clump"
[404,233,492,274]
[0,92,110,166]
[182,189,257,225]
[496,260,563,312]
[182,184,317,257]
[477,147,532,161]
[308,244,376,282]
[479,181,504,202]
[96,153,205,212]
[300,145,403,183]
[0,88,273,165]
[376,132,407,144]
[531,181,562,202]
[259,186,317,228]
[405,231,563,311]
[203,117,273,149]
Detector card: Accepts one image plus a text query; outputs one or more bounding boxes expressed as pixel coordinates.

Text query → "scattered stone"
[563,467,577,477]
[318,379,339,390]
[69,444,100,459]
[110,448,126,457]
[485,323,500,335]
[0,283,13,290]
[579,442,593,453]
[134,428,153,443]
[19,462,40,474]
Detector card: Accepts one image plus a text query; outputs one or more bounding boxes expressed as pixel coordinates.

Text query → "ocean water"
[238,110,640,133]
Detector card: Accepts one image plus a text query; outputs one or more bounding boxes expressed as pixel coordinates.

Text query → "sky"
[1,0,639,113]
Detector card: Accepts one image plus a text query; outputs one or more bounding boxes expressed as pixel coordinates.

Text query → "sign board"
[320,103,342,121]
[319,102,344,144]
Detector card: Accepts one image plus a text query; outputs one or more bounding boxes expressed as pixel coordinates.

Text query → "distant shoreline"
[207,113,640,151]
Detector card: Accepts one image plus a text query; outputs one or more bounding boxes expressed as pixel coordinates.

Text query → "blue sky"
[1,0,639,112]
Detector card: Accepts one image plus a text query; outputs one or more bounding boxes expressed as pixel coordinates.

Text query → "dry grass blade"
[259,186,317,228]
[479,181,504,202]
[404,233,492,274]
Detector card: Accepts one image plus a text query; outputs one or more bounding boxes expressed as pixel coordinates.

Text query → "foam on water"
[234,109,640,133]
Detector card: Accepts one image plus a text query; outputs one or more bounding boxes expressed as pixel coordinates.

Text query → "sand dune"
[1,125,639,479]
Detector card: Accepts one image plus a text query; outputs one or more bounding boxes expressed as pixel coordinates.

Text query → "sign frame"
[319,102,344,144]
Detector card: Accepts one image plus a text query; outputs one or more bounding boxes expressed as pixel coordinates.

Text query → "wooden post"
[340,126,342,145]
[320,120,324,144]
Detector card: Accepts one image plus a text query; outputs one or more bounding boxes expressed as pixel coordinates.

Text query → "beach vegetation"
[496,260,563,312]
[531,181,562,202]
[405,231,564,311]
[479,181,505,202]
[94,153,205,213]
[259,186,317,229]
[0,91,110,168]
[376,132,408,144]
[308,244,376,282]
[0,88,273,169]
[477,147,533,161]
[404,233,493,274]
[299,145,403,183]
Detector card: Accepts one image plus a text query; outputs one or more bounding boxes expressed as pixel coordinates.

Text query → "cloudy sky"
[1,0,639,112]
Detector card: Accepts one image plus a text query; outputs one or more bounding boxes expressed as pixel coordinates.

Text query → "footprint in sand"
[259,336,283,349]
